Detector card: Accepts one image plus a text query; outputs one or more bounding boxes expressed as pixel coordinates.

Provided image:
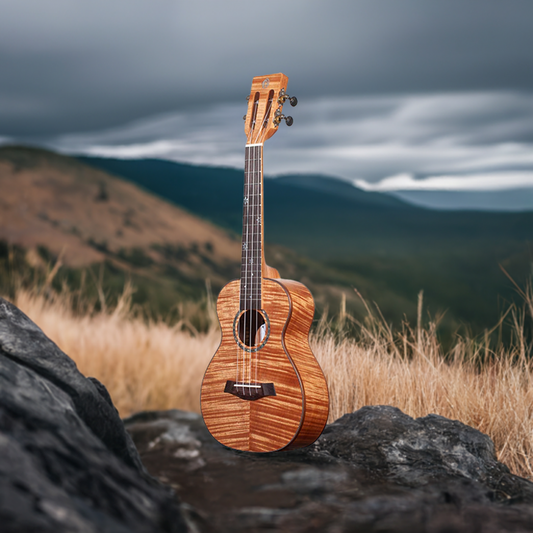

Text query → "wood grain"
[244,73,289,143]
[201,72,328,452]
[277,279,330,449]
[201,278,329,452]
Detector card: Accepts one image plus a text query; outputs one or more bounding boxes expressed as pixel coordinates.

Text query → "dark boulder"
[0,297,188,533]
[318,405,533,496]
[126,407,533,533]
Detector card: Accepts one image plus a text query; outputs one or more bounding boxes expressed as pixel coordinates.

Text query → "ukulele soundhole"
[233,309,270,352]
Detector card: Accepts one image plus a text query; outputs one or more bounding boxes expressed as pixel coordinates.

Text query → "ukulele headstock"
[244,73,297,144]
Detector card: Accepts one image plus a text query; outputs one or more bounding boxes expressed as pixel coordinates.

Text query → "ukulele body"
[201,277,329,452]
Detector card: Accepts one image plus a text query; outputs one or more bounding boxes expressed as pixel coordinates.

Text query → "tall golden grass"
[9,280,533,479]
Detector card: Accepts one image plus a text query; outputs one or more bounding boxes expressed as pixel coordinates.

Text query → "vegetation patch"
[8,276,533,480]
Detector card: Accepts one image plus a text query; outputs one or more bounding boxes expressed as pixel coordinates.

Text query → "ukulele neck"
[240,143,264,311]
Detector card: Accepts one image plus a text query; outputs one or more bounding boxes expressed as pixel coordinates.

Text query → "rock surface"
[0,297,188,533]
[3,291,533,533]
[126,407,533,533]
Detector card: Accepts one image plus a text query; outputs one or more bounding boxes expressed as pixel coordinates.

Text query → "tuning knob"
[273,111,294,127]
[278,89,298,107]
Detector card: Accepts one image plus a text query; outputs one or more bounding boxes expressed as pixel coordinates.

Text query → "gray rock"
[126,407,533,533]
[319,405,533,496]
[0,297,188,533]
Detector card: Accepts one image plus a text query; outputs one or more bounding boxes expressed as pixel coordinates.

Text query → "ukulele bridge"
[224,380,276,401]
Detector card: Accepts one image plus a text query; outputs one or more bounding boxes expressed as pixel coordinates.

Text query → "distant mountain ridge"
[0,145,530,336]
[76,155,533,255]
[77,154,533,335]
[75,156,420,256]
[0,145,414,323]
[269,174,410,209]
[391,188,533,212]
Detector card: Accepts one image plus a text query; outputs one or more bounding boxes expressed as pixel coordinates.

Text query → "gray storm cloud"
[1,0,533,135]
[47,91,533,190]
[1,0,532,194]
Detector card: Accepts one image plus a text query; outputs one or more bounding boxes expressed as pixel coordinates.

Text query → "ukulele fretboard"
[240,143,263,310]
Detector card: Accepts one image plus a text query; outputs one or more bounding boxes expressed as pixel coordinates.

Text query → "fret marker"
[249,259,253,264]
[243,243,248,250]
[256,217,260,223]
[244,197,249,205]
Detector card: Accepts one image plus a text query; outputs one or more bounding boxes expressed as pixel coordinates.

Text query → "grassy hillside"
[0,146,411,328]
[0,145,245,320]
[78,156,533,335]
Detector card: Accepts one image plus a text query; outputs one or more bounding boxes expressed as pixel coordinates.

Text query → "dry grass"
[9,281,533,479]
[12,284,219,415]
[314,288,533,479]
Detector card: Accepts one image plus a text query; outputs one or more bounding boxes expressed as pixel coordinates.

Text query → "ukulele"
[200,73,329,452]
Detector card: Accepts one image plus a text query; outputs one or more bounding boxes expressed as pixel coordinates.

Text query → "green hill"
[78,156,533,336]
[0,146,417,332]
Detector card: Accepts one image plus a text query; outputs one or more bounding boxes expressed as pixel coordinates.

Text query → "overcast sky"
[1,0,532,193]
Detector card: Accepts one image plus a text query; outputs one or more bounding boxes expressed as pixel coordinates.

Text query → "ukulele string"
[238,129,251,391]
[247,144,253,391]
[250,143,260,388]
[238,93,272,392]
[243,142,251,393]
[251,95,273,387]
[237,142,249,390]
[242,101,258,394]
[250,144,257,391]
[249,103,261,392]
[251,143,261,388]
[252,144,259,388]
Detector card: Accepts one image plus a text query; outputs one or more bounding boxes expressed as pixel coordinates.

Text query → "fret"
[240,144,264,311]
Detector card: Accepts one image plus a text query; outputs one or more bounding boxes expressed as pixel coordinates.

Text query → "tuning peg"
[274,112,294,127]
[278,89,298,107]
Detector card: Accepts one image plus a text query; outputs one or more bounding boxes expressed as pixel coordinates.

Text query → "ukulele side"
[276,278,329,450]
